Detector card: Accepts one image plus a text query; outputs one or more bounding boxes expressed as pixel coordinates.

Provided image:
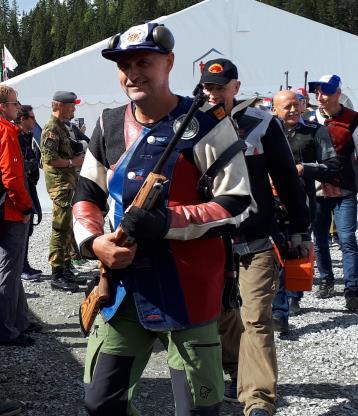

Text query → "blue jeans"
[313,195,358,291]
[272,269,303,320]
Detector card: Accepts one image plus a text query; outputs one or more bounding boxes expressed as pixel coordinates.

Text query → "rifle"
[284,71,289,90]
[304,70,308,92]
[79,85,207,336]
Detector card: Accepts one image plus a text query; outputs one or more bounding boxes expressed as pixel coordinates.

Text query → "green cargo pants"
[84,296,224,415]
[48,188,74,269]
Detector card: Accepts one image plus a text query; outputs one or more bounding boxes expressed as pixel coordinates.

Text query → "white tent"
[5,0,358,210]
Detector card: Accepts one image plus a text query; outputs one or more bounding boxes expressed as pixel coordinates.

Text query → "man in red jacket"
[0,85,35,347]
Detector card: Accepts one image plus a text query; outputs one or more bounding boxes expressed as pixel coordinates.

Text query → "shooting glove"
[121,206,170,241]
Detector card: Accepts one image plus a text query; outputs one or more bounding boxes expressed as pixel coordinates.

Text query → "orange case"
[284,243,315,291]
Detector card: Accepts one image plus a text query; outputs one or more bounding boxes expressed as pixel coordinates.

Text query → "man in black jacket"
[16,105,43,281]
[201,59,310,416]
[272,90,340,330]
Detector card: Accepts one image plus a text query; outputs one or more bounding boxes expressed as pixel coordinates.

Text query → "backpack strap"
[197,139,247,200]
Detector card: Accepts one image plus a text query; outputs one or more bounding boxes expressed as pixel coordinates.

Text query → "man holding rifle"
[73,23,255,415]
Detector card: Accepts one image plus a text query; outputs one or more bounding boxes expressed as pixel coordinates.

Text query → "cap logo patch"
[120,26,147,49]
[208,63,224,74]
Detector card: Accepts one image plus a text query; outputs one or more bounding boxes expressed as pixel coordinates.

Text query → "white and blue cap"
[308,74,342,95]
[102,23,174,62]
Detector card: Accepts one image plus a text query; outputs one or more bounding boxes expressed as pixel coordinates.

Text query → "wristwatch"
[68,159,73,167]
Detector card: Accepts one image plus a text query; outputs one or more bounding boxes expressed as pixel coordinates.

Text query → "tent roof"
[5,0,358,127]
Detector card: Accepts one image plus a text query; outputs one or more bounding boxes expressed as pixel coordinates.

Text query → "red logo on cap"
[208,63,224,74]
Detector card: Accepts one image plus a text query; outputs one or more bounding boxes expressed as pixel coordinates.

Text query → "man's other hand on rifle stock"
[89,233,137,269]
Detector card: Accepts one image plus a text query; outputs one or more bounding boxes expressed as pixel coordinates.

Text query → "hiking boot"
[316,281,335,299]
[288,297,301,316]
[23,322,43,334]
[272,316,289,334]
[224,378,238,403]
[51,268,79,292]
[0,400,22,415]
[0,334,35,347]
[64,265,87,285]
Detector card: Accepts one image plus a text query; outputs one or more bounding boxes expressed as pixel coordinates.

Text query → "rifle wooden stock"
[79,172,166,336]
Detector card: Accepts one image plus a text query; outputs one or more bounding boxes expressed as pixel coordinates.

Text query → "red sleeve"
[0,128,32,212]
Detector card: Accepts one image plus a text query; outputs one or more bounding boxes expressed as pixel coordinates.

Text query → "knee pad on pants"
[84,352,133,415]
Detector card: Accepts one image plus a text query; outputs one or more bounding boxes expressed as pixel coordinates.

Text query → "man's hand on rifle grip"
[121,206,170,241]
[89,233,137,269]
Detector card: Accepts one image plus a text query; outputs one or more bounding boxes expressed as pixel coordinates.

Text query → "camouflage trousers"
[48,189,77,269]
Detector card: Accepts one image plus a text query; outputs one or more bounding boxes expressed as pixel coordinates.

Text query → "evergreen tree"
[27,0,53,68]
[119,0,158,30]
[0,0,10,50]
[7,0,20,76]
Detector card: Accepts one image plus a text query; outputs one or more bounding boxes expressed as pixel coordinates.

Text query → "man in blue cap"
[73,22,255,415]
[308,75,358,310]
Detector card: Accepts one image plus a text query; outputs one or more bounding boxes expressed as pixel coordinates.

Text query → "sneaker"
[272,316,289,334]
[316,281,335,299]
[21,271,41,281]
[345,291,358,311]
[249,410,270,416]
[64,265,87,285]
[288,297,301,316]
[0,334,35,347]
[51,268,79,292]
[27,266,42,275]
[0,400,22,415]
[224,378,238,403]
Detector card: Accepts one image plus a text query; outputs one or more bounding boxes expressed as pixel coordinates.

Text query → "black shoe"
[345,291,358,311]
[0,400,22,415]
[288,297,301,316]
[249,409,270,416]
[23,322,43,334]
[272,316,289,334]
[316,281,335,299]
[0,334,35,347]
[64,265,87,285]
[51,268,79,292]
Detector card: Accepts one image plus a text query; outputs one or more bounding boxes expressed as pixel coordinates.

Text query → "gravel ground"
[1,214,357,415]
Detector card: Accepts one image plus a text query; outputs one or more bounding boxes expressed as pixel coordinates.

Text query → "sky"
[17,0,39,13]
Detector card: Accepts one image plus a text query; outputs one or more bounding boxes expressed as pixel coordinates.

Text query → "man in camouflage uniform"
[40,91,86,292]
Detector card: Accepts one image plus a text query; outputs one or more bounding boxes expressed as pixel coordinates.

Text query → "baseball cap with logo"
[308,75,342,95]
[102,23,174,62]
[53,91,81,104]
[200,58,238,85]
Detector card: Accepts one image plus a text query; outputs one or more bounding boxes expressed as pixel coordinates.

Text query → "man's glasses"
[5,101,20,105]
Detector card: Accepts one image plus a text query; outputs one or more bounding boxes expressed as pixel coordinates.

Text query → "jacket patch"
[173,115,199,140]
